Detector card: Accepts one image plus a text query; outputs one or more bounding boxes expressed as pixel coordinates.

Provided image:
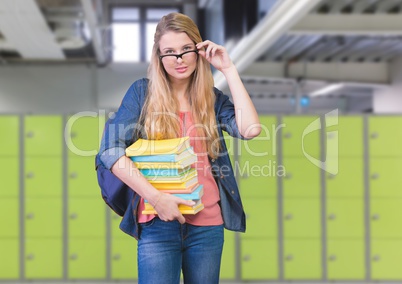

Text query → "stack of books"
[125,137,204,215]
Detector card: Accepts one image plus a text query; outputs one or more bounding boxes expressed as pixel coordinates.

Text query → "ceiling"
[0,0,401,106]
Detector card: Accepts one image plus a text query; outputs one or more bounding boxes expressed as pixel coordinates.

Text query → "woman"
[98,12,260,284]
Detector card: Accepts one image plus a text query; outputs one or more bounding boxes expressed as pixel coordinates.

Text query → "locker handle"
[70,132,77,138]
[26,131,34,138]
[327,132,336,139]
[370,132,379,139]
[113,254,121,260]
[26,213,34,220]
[70,254,78,260]
[328,255,337,261]
[285,214,293,220]
[243,254,251,262]
[284,173,292,179]
[372,255,380,261]
[26,172,35,179]
[327,174,336,180]
[371,173,379,180]
[284,132,292,139]
[113,214,120,220]
[242,173,249,179]
[328,214,336,220]
[285,254,293,261]
[70,172,78,179]
[26,254,35,260]
[70,213,78,219]
[371,214,380,220]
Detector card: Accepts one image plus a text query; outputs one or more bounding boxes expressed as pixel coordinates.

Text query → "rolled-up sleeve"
[214,88,252,140]
[98,79,147,170]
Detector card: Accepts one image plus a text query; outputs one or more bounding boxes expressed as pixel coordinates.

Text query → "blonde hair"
[140,12,220,158]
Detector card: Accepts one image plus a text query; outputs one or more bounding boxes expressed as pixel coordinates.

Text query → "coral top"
[137,112,223,226]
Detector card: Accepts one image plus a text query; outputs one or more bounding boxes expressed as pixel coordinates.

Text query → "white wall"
[373,56,402,113]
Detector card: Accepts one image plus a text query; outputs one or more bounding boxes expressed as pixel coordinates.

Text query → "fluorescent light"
[310,83,344,97]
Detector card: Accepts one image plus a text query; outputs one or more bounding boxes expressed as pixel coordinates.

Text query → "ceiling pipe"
[214,0,323,90]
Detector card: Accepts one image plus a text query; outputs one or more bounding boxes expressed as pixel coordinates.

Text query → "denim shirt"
[97,78,249,239]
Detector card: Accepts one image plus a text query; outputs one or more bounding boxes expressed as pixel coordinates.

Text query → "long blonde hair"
[140,12,220,158]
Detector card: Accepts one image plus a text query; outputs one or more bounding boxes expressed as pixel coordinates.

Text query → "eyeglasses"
[159,50,198,64]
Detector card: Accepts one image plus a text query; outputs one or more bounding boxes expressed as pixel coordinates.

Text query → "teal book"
[130,147,194,162]
[140,166,192,176]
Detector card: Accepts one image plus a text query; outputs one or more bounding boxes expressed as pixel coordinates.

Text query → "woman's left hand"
[196,40,234,72]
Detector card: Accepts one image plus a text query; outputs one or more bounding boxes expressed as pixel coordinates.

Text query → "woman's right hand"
[154,193,195,224]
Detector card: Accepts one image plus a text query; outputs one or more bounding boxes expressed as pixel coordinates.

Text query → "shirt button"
[220,175,224,179]
[211,159,215,162]
[231,190,235,194]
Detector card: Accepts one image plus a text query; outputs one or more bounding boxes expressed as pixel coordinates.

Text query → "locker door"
[283,199,321,239]
[0,157,19,197]
[369,158,402,197]
[25,198,62,238]
[25,238,63,279]
[0,238,19,279]
[220,231,235,280]
[111,213,124,239]
[68,156,99,197]
[371,240,402,280]
[111,237,137,280]
[282,157,321,198]
[242,198,277,238]
[283,239,322,280]
[370,199,402,238]
[0,198,19,238]
[24,116,62,156]
[241,238,278,280]
[24,157,62,197]
[327,199,365,239]
[0,116,19,155]
[68,238,106,279]
[239,156,277,198]
[66,115,104,157]
[327,239,365,280]
[326,157,364,198]
[282,116,321,158]
[369,116,402,157]
[68,198,106,238]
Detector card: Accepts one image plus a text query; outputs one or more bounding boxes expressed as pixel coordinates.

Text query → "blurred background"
[1,0,402,283]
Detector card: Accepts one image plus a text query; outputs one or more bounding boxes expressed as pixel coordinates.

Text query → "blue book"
[130,147,194,162]
[140,166,192,177]
[145,184,203,203]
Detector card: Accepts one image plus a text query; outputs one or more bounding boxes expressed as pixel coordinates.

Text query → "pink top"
[137,112,223,226]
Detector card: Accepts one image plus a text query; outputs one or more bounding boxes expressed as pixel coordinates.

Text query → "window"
[111,6,179,62]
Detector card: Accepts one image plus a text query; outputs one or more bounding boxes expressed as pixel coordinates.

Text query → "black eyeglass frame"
[159,49,199,61]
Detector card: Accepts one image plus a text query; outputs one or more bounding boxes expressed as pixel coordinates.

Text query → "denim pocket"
[139,217,156,228]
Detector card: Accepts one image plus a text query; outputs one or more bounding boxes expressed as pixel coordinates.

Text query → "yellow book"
[126,137,190,156]
[151,175,198,190]
[145,168,197,182]
[142,203,204,215]
[133,153,197,169]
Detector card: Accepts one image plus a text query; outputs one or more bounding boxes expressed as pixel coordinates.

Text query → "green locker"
[283,239,322,280]
[66,115,104,157]
[0,116,19,156]
[282,116,321,158]
[25,198,62,238]
[327,239,365,280]
[282,157,321,198]
[0,238,19,279]
[283,198,321,239]
[239,155,277,198]
[0,198,19,238]
[0,157,19,197]
[326,157,364,198]
[24,115,63,156]
[111,213,124,238]
[326,199,365,239]
[111,237,137,279]
[369,116,402,157]
[25,238,63,279]
[370,199,402,238]
[371,240,402,280]
[241,238,278,280]
[325,116,363,157]
[221,231,235,280]
[68,198,106,237]
[242,198,277,238]
[68,238,106,279]
[68,156,99,197]
[24,157,62,197]
[369,158,402,197]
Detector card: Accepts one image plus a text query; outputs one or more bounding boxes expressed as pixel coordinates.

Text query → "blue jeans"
[137,218,224,284]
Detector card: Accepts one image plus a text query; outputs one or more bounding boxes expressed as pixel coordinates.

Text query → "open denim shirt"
[97,78,249,239]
